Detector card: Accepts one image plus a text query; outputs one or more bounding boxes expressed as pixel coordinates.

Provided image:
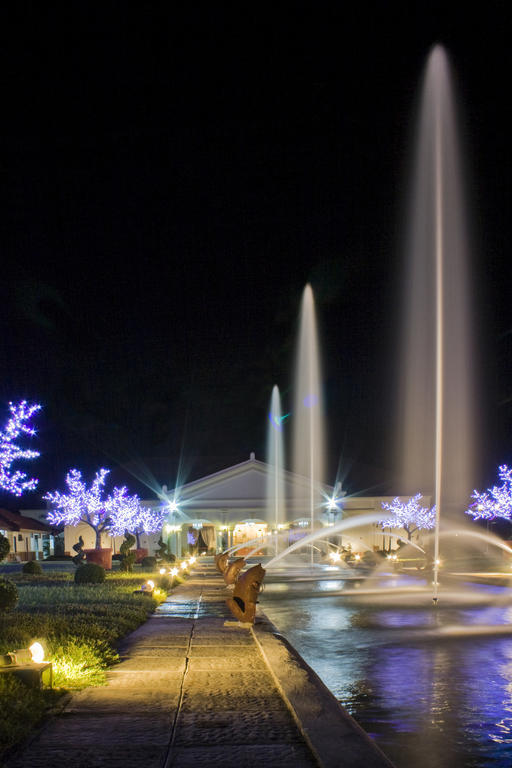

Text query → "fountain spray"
[401,46,475,604]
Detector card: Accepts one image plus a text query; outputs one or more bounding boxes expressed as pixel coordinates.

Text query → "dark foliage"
[74,563,106,584]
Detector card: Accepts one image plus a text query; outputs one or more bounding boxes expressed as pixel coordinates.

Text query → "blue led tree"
[44,469,142,549]
[0,400,41,496]
[379,494,436,541]
[465,465,512,522]
[108,496,166,548]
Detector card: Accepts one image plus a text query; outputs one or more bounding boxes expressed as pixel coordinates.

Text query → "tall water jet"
[399,46,475,600]
[266,385,286,555]
[293,284,325,564]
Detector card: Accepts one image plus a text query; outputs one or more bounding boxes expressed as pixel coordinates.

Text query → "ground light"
[170,567,179,577]
[0,643,52,688]
[29,642,45,663]
[132,579,154,597]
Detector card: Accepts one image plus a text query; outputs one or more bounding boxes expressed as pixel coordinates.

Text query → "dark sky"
[0,2,510,506]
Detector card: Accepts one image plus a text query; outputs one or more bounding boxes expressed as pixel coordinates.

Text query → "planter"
[84,548,112,570]
[135,548,148,563]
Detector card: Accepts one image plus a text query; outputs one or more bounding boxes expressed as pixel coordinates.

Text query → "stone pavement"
[5,565,319,768]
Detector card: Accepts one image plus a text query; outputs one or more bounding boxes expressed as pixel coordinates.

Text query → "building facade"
[0,509,54,561]
[161,453,420,557]
[21,454,424,560]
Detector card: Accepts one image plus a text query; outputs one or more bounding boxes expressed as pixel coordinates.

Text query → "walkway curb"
[253,613,396,768]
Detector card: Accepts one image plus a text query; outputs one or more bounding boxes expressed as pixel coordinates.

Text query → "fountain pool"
[261,585,512,768]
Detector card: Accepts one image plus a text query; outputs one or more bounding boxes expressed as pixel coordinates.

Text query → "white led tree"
[45,469,142,549]
[379,493,436,541]
[465,465,512,522]
[0,400,41,496]
[108,496,166,548]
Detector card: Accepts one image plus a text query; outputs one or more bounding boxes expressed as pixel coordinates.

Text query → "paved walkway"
[6,565,318,768]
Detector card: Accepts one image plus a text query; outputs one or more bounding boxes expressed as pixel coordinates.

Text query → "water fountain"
[266,385,286,556]
[293,284,325,564]
[399,45,475,600]
[214,45,509,765]
[253,46,512,767]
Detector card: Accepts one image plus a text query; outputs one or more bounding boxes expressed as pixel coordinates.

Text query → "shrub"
[140,556,157,571]
[22,560,43,575]
[49,636,119,689]
[72,535,86,566]
[120,557,135,572]
[0,533,9,562]
[156,537,176,562]
[74,563,105,584]
[157,575,172,591]
[0,578,18,611]
[119,533,136,573]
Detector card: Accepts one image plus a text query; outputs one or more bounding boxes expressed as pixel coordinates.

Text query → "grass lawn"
[0,568,180,761]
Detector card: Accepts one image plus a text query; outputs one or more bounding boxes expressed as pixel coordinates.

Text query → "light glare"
[29,642,45,664]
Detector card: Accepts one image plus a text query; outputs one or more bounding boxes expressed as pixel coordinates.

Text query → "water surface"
[262,584,512,767]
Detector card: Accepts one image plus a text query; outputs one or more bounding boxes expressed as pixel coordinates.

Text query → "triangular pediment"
[182,466,266,502]
[167,458,333,523]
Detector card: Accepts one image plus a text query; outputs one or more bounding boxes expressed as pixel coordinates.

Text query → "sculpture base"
[223,620,253,629]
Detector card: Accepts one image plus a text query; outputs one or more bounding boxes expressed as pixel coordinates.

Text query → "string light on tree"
[0,400,41,496]
[379,493,436,540]
[465,465,512,522]
[45,469,140,549]
[109,497,166,548]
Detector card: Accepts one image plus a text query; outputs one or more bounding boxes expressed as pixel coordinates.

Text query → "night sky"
[1,2,510,507]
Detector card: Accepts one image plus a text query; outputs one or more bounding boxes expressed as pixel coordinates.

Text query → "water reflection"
[261,594,512,767]
[493,644,512,744]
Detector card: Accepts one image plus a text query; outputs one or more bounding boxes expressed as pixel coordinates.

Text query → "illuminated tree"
[0,400,41,496]
[108,496,166,548]
[131,505,166,548]
[465,465,512,522]
[379,493,436,540]
[44,469,141,549]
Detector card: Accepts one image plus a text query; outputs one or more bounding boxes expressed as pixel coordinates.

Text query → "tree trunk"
[95,528,101,549]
